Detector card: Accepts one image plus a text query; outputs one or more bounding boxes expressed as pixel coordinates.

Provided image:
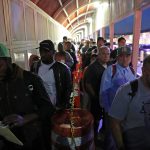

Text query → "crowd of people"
[0,35,150,150]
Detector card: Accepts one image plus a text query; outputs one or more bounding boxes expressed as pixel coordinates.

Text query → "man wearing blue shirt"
[99,46,136,150]
[100,46,136,112]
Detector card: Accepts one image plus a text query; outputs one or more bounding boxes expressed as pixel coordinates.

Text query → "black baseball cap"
[40,40,55,52]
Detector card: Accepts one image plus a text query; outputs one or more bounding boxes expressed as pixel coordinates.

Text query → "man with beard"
[109,55,150,150]
[0,43,55,150]
[31,40,72,110]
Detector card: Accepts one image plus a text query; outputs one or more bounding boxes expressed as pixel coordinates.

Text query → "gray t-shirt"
[109,78,150,131]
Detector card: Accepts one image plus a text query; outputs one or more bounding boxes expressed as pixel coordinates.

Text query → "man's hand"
[3,114,25,128]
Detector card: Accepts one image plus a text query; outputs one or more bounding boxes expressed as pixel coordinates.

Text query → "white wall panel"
[48,21,53,40]
[37,13,43,40]
[25,5,35,40]
[10,0,25,41]
[0,0,71,70]
[42,18,48,39]
[37,13,48,40]
[0,0,7,42]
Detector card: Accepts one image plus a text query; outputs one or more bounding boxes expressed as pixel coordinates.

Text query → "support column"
[132,9,142,72]
[109,23,114,49]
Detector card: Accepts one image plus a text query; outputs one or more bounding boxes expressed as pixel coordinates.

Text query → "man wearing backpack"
[0,43,55,150]
[109,55,150,150]
[99,46,136,150]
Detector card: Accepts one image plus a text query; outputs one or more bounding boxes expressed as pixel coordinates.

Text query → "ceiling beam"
[62,1,97,25]
[58,0,73,30]
[66,10,94,29]
[32,0,40,4]
[76,0,79,16]
[76,0,79,27]
[85,0,92,20]
[53,0,73,19]
[70,21,88,33]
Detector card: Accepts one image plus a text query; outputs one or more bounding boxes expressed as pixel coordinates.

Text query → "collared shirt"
[100,63,136,112]
[38,61,57,106]
[102,64,107,69]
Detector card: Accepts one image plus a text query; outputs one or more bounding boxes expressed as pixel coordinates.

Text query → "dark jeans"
[123,127,150,150]
[103,113,117,150]
[90,98,102,138]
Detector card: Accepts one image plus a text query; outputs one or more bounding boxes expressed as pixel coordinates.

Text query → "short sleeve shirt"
[109,78,150,131]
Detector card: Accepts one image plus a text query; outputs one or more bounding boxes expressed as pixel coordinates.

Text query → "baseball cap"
[0,43,10,57]
[39,40,55,52]
[117,46,132,56]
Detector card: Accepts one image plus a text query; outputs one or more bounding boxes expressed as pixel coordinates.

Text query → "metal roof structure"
[31,0,99,32]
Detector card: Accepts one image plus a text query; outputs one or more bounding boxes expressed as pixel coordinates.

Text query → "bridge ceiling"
[30,0,100,31]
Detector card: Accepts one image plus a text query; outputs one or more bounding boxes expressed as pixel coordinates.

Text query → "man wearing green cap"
[0,43,55,150]
[99,46,136,150]
[0,43,10,57]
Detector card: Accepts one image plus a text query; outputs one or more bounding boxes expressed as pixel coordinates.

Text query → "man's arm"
[64,66,72,107]
[109,117,125,150]
[84,67,97,98]
[85,83,96,97]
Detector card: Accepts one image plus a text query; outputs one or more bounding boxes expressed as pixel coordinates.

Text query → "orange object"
[51,108,95,150]
[73,82,80,108]
[72,53,83,108]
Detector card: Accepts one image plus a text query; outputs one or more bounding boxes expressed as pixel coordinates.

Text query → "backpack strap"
[111,64,116,79]
[129,66,135,75]
[128,79,138,99]
[112,64,135,79]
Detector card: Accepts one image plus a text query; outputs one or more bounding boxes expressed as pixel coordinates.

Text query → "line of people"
[80,36,150,150]
[0,35,150,150]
